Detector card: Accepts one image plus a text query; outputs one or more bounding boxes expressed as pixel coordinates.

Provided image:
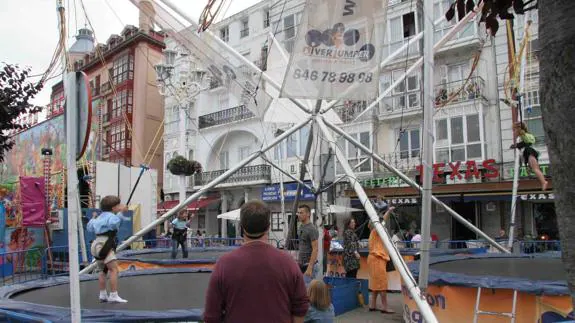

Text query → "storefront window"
[533,203,558,240]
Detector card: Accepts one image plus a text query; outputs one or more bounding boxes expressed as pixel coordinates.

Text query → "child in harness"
[170,210,191,259]
[510,122,548,191]
[87,195,130,303]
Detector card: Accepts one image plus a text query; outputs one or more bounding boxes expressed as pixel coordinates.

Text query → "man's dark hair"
[100,195,121,212]
[298,205,311,214]
[240,200,271,239]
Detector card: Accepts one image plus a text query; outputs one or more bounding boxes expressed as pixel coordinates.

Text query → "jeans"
[171,239,188,259]
[301,262,319,285]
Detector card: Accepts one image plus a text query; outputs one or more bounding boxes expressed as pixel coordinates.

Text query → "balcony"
[378,90,421,116]
[335,100,372,123]
[101,82,112,94]
[435,20,479,50]
[381,37,421,60]
[194,164,271,187]
[434,76,486,107]
[198,105,255,129]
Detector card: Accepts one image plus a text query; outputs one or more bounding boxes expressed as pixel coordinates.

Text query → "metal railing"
[195,164,271,186]
[0,248,44,286]
[378,90,421,115]
[334,100,371,123]
[519,240,561,255]
[434,76,486,106]
[198,104,255,129]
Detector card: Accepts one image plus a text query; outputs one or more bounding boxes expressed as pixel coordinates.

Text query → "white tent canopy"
[326,205,363,214]
[217,209,241,221]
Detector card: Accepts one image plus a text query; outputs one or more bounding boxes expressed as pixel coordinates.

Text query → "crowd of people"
[88,195,397,321]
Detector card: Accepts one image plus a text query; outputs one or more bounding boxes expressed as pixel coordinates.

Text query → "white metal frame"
[76,1,512,322]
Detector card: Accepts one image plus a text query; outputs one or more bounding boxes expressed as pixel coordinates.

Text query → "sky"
[0,0,262,107]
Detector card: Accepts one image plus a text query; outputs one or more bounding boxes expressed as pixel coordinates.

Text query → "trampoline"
[402,254,573,323]
[0,268,211,322]
[117,247,237,271]
[327,247,487,292]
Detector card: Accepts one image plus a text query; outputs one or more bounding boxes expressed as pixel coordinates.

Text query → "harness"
[172,228,187,243]
[94,230,118,261]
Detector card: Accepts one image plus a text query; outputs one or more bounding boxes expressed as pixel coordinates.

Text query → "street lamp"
[155,48,207,208]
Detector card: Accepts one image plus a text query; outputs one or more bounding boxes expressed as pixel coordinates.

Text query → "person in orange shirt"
[367,206,395,314]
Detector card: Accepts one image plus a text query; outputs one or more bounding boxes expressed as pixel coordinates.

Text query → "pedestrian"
[304,279,335,323]
[297,205,319,283]
[170,210,191,259]
[87,195,130,303]
[343,217,360,278]
[367,206,395,314]
[204,200,309,323]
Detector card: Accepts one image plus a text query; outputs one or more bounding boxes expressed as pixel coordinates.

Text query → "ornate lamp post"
[155,48,206,212]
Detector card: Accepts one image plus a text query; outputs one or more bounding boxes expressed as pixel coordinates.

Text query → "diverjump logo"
[302,0,374,61]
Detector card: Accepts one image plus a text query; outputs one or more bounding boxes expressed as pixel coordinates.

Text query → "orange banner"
[401,283,573,323]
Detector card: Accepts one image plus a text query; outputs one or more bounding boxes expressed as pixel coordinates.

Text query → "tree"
[539,0,575,309]
[0,63,43,162]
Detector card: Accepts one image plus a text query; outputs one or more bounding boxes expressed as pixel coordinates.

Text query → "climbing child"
[510,122,548,191]
[170,210,191,259]
[304,279,335,323]
[87,195,130,303]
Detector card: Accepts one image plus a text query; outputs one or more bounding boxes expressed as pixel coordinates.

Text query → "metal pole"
[157,0,312,115]
[315,117,438,323]
[508,12,531,249]
[418,0,435,291]
[58,0,81,319]
[349,0,485,122]
[76,197,88,263]
[322,116,510,253]
[81,117,313,274]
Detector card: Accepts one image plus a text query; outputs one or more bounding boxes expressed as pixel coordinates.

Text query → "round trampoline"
[117,247,237,271]
[402,255,573,323]
[0,268,211,322]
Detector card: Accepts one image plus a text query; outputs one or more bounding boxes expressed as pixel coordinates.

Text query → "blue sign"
[262,182,315,202]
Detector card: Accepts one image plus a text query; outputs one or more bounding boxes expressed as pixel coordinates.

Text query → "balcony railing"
[435,20,478,46]
[195,164,271,186]
[378,90,421,115]
[335,100,371,123]
[198,105,255,129]
[382,37,421,59]
[434,76,486,107]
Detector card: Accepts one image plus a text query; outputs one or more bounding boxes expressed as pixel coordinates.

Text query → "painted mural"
[3,227,45,274]
[0,115,66,218]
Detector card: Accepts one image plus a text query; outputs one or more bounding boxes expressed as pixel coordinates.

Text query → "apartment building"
[161,1,279,238]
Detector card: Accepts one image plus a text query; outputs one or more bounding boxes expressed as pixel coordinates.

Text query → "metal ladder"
[473,287,518,323]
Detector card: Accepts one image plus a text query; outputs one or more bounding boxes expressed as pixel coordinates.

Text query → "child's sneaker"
[107,292,128,303]
[99,291,108,302]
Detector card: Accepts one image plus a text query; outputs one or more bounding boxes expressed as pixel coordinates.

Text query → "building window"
[435,114,483,162]
[94,75,101,95]
[239,146,250,161]
[113,53,134,84]
[197,211,206,229]
[524,89,544,143]
[263,9,270,28]
[111,89,133,121]
[220,26,229,42]
[271,212,287,231]
[284,14,295,39]
[165,106,179,134]
[399,128,421,159]
[218,93,229,109]
[188,149,194,161]
[336,131,372,174]
[219,151,229,170]
[381,69,420,111]
[241,19,249,38]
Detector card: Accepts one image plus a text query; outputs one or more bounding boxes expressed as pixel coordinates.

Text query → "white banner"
[280,0,387,101]
[130,0,272,118]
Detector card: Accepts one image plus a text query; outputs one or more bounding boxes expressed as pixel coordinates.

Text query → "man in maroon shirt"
[204,200,309,323]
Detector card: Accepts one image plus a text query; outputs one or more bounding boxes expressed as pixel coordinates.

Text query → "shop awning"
[157,195,220,213]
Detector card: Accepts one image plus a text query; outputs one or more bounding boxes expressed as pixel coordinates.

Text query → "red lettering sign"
[417,159,500,183]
